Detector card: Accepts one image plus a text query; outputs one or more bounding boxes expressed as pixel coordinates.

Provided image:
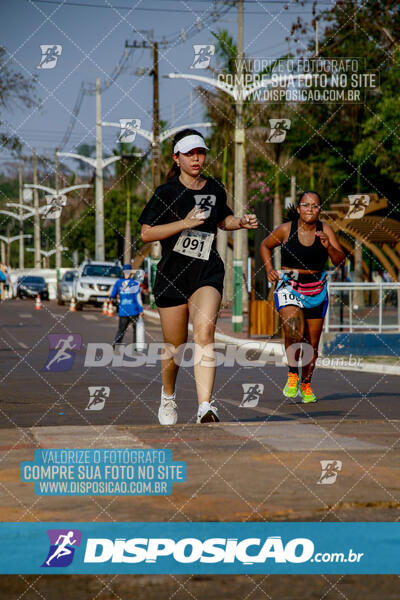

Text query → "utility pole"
[151,41,160,190]
[125,35,166,305]
[124,161,132,265]
[150,41,161,302]
[95,77,105,261]
[32,148,41,268]
[233,0,245,331]
[18,164,24,269]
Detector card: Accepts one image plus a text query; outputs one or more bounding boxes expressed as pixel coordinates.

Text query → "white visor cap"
[173,134,209,155]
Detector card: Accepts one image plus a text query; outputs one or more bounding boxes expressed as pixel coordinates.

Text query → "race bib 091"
[173,229,215,261]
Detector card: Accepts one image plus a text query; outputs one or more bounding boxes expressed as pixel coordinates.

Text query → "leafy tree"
[286,0,400,201]
[354,48,400,196]
[0,46,38,153]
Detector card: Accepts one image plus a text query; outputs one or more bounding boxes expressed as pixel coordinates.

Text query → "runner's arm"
[316,224,346,266]
[218,214,258,230]
[141,207,208,242]
[260,224,287,283]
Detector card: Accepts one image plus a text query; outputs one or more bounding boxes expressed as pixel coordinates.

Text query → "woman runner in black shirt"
[260,191,345,403]
[139,129,257,425]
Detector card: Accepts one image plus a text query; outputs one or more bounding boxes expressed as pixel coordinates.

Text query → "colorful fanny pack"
[278,270,328,308]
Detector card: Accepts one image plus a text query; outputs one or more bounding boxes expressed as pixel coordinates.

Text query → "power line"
[30,0,335,6]
[58,45,135,150]
[30,0,330,12]
[57,2,233,149]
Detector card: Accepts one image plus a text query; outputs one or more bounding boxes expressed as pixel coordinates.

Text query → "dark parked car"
[17,276,49,300]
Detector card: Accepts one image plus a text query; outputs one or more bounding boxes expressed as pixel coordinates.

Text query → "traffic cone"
[102,299,108,315]
[35,294,42,310]
[69,297,77,312]
[107,301,114,317]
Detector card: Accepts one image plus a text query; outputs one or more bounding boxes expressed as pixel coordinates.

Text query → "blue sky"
[0,0,317,164]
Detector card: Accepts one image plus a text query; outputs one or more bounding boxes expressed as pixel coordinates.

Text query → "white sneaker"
[158,387,178,425]
[196,400,219,424]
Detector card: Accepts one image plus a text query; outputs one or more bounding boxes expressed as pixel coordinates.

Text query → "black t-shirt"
[138,175,233,299]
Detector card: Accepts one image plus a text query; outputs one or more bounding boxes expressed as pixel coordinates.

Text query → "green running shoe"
[283,372,299,398]
[300,382,317,403]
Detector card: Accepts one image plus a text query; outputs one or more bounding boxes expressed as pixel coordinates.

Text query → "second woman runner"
[139,129,258,425]
[260,191,345,403]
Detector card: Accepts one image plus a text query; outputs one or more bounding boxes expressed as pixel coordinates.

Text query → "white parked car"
[72,260,122,309]
[58,270,77,304]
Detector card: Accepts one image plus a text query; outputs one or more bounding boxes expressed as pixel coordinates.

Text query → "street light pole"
[54,149,62,269]
[233,0,245,332]
[95,77,105,261]
[18,164,24,269]
[0,234,32,265]
[57,149,119,262]
[24,181,92,270]
[32,148,41,268]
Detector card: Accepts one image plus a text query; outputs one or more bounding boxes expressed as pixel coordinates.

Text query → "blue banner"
[0,522,398,574]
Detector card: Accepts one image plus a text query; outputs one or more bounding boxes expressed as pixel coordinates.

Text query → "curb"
[143,309,400,377]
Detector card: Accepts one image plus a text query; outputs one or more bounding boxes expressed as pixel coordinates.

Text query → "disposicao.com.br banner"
[0,522,398,575]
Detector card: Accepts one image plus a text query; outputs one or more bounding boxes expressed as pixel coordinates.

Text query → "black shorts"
[155,281,223,308]
[154,255,225,308]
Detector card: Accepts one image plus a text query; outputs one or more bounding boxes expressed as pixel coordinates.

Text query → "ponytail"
[165,162,180,183]
[284,204,299,222]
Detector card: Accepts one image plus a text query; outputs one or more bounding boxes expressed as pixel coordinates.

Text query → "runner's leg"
[301,317,324,383]
[280,305,305,372]
[158,304,189,396]
[188,286,222,406]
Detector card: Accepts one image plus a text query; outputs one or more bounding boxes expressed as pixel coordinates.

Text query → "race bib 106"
[276,270,302,308]
[276,287,303,308]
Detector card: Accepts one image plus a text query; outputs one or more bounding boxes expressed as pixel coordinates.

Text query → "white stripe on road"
[220,422,382,451]
[2,327,29,349]
[31,425,151,448]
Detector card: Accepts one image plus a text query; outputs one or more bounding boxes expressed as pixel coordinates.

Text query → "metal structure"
[325,281,400,334]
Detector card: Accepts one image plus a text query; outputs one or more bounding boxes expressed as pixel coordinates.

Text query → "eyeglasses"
[299,203,320,210]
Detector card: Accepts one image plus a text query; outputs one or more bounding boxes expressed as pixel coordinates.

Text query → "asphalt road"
[0,299,398,428]
[1,300,399,598]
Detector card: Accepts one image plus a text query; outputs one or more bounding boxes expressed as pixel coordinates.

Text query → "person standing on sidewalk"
[0,264,6,301]
[260,191,345,403]
[139,128,257,425]
[110,264,143,351]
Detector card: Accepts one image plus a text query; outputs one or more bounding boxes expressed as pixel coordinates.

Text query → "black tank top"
[281,219,328,271]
